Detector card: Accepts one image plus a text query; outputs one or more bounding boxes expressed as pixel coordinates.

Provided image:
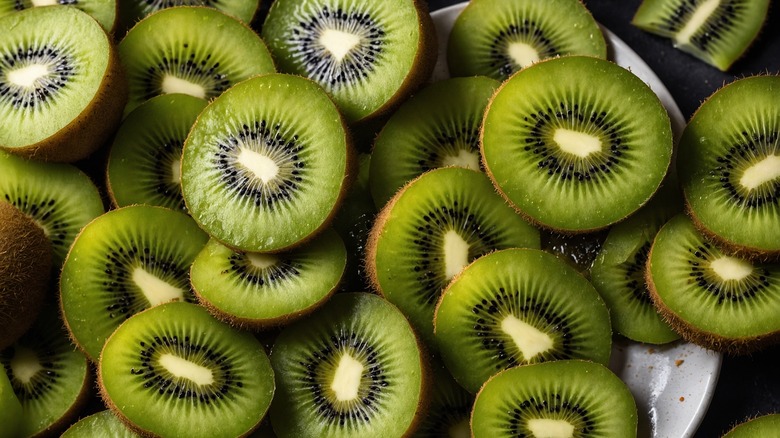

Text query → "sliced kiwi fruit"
[117,0,259,37]
[413,357,473,438]
[471,360,637,438]
[99,301,275,437]
[118,6,275,115]
[447,0,607,81]
[0,0,118,34]
[269,292,427,438]
[191,228,347,329]
[481,55,673,233]
[0,361,22,438]
[367,167,541,348]
[107,93,207,211]
[62,410,141,437]
[632,0,770,71]
[0,150,105,269]
[434,248,612,394]
[261,0,437,124]
[60,205,208,362]
[677,75,780,260]
[369,76,500,208]
[181,73,353,253]
[646,214,780,354]
[0,6,126,162]
[723,413,780,438]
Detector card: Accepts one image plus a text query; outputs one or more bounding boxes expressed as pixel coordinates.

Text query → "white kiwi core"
[443,230,470,280]
[247,252,278,269]
[7,64,49,88]
[237,147,279,184]
[10,346,42,384]
[31,0,58,6]
[170,158,182,184]
[132,267,184,306]
[440,150,481,170]
[710,256,753,281]
[501,314,553,360]
[739,155,780,190]
[319,29,361,62]
[161,75,207,99]
[507,42,540,68]
[674,0,719,46]
[553,128,602,158]
[159,353,214,386]
[527,418,575,438]
[330,353,364,401]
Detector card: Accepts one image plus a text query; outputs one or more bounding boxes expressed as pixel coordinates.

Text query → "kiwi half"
[62,410,141,437]
[481,55,673,233]
[0,0,118,34]
[99,301,275,438]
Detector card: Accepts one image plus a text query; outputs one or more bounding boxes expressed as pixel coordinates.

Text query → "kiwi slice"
[0,150,104,269]
[191,228,347,328]
[471,360,637,438]
[107,93,207,211]
[99,301,275,437]
[0,0,118,34]
[181,73,353,253]
[481,55,673,233]
[0,6,126,162]
[632,0,770,71]
[413,357,473,438]
[434,248,612,394]
[62,410,141,437]
[261,0,437,124]
[60,205,208,361]
[269,292,427,438]
[723,413,780,438]
[117,0,259,37]
[677,75,780,260]
[118,6,275,115]
[0,362,22,438]
[369,76,500,208]
[646,214,780,354]
[447,0,607,81]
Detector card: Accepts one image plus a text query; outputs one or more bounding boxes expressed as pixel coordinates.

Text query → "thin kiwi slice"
[107,93,207,211]
[181,73,353,252]
[99,301,275,438]
[677,75,780,260]
[191,228,347,328]
[366,167,541,348]
[723,414,780,438]
[369,76,500,208]
[60,205,208,361]
[261,0,437,123]
[471,360,637,438]
[646,214,780,354]
[118,6,275,115]
[434,248,612,394]
[632,0,770,71]
[0,6,126,162]
[62,410,141,437]
[0,0,117,34]
[269,292,427,438]
[447,0,607,81]
[117,0,259,37]
[481,55,673,233]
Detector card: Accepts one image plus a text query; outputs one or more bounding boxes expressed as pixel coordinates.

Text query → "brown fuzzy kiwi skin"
[0,201,51,350]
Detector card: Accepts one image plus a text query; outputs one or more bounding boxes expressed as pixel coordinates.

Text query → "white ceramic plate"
[430,4,722,437]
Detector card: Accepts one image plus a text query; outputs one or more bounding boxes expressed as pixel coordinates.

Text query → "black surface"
[426,0,780,437]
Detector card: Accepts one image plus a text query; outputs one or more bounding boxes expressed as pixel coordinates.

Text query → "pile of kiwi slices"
[2,0,780,435]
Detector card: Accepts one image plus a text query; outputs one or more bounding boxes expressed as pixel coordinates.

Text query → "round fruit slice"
[481,55,673,232]
[62,410,141,437]
[677,75,780,260]
[269,293,427,438]
[646,214,780,354]
[723,413,780,438]
[0,6,126,162]
[99,301,275,438]
[181,73,353,252]
[0,0,118,33]
[434,248,612,393]
[60,205,208,361]
[471,360,637,438]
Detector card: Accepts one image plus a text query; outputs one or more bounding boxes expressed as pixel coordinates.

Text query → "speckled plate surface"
[430,4,723,437]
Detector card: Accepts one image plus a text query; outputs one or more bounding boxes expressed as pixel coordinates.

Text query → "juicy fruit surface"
[0,359,22,438]
[118,0,259,34]
[0,0,117,33]
[99,302,275,438]
[62,410,141,437]
[482,55,673,232]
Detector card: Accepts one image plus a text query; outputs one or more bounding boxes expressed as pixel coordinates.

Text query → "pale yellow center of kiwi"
[158,353,214,386]
[247,252,278,268]
[237,147,279,184]
[710,256,753,281]
[507,42,540,68]
[170,158,182,184]
[31,0,58,6]
[740,155,780,190]
[527,418,575,438]
[501,315,553,360]
[674,0,720,46]
[553,128,602,158]
[9,346,42,384]
[319,29,361,62]
[440,150,480,171]
[443,230,470,280]
[132,267,184,306]
[161,75,207,99]
[7,64,49,88]
[448,418,471,438]
[330,353,363,401]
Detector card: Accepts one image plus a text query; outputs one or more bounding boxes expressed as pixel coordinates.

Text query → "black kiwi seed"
[713,130,779,208]
[141,52,230,102]
[227,253,300,286]
[0,45,74,109]
[625,242,653,305]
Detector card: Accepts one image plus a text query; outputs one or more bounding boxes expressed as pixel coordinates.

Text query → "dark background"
[424,0,780,437]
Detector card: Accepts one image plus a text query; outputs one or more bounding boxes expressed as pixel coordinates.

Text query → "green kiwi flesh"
[107,93,207,211]
[481,55,673,232]
[190,228,347,328]
[677,75,780,260]
[723,413,780,438]
[646,214,780,354]
[447,0,607,81]
[269,292,427,438]
[181,73,353,252]
[60,205,208,361]
[0,362,22,438]
[117,0,259,37]
[434,248,612,394]
[471,360,637,438]
[369,76,500,208]
[632,0,770,71]
[99,301,275,438]
[0,0,118,34]
[62,410,141,437]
